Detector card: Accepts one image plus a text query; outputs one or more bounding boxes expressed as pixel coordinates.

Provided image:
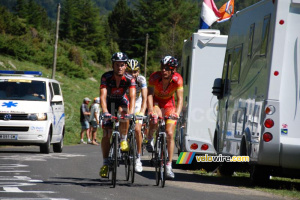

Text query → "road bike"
[140,115,149,156]
[150,116,179,188]
[103,114,134,187]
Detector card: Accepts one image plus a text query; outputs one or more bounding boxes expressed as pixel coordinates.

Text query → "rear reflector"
[201,144,209,150]
[190,143,198,150]
[264,119,274,128]
[263,132,273,142]
[265,105,275,115]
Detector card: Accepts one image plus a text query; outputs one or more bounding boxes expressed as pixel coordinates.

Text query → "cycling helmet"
[111,52,129,62]
[127,59,140,71]
[160,56,178,68]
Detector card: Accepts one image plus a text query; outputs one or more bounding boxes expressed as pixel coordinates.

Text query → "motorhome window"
[260,14,271,56]
[0,80,46,101]
[248,24,255,58]
[231,45,242,83]
[52,83,61,95]
[185,56,190,85]
[222,50,232,96]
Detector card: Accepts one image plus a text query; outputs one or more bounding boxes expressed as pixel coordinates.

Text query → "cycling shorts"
[102,97,129,128]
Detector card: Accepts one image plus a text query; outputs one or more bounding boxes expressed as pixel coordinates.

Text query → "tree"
[158,0,199,58]
[14,0,27,19]
[73,0,103,47]
[108,0,134,54]
[60,0,77,41]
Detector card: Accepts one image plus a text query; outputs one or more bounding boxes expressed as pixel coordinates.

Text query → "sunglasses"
[161,65,175,71]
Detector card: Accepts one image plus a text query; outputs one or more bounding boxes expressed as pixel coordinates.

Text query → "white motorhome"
[0,70,65,153]
[176,30,227,157]
[212,0,300,181]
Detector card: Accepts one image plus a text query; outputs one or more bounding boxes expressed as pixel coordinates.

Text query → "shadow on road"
[44,176,152,189]
[139,158,300,192]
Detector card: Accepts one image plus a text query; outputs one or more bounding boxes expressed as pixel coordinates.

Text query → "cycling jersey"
[126,75,147,111]
[100,71,136,101]
[148,71,183,109]
[100,71,136,127]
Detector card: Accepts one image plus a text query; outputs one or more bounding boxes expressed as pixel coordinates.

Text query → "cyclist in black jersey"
[99,52,136,178]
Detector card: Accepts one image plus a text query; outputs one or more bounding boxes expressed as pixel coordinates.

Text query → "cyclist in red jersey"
[147,56,183,179]
[99,52,136,178]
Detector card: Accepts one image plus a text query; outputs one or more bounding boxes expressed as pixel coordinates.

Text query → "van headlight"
[28,113,47,121]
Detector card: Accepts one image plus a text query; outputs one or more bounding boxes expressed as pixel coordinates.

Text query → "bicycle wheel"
[130,130,136,183]
[161,133,167,188]
[112,133,118,188]
[155,137,160,186]
[125,152,129,181]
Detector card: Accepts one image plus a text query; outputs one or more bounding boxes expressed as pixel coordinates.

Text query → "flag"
[199,0,221,29]
[217,0,234,23]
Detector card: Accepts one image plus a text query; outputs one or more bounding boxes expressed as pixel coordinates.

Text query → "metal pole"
[52,3,60,79]
[144,33,149,77]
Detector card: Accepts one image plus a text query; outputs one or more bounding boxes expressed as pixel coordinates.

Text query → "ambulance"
[0,70,65,153]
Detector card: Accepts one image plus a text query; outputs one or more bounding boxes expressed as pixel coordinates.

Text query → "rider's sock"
[103,158,109,165]
[137,154,141,159]
[121,134,127,141]
[166,161,172,167]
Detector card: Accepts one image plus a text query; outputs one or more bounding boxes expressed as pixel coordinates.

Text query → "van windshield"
[0,79,46,101]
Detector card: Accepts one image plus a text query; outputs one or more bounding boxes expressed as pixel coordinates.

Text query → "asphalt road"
[0,144,289,200]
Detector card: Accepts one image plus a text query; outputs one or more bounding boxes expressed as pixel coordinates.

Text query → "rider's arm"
[100,87,108,113]
[175,88,183,116]
[147,86,154,114]
[129,87,136,114]
[140,87,147,115]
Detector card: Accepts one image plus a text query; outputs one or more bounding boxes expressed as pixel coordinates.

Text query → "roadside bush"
[68,46,83,67]
[56,56,87,79]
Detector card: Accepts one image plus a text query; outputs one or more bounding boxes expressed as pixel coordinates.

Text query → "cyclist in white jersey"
[126,59,147,172]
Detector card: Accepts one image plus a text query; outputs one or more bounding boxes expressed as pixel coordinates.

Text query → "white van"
[0,70,65,153]
[212,0,300,181]
[176,29,227,156]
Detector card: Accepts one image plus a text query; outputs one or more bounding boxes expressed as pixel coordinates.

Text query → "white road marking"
[0,182,36,187]
[0,153,85,162]
[0,176,31,181]
[0,164,28,168]
[1,187,56,193]
[0,171,30,173]
[0,198,68,200]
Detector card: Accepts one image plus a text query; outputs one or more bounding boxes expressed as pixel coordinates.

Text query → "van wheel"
[218,162,234,176]
[53,136,64,153]
[250,165,270,185]
[40,132,51,154]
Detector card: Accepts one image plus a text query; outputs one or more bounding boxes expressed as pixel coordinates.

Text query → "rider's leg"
[119,106,129,137]
[135,123,142,155]
[101,127,113,160]
[165,122,176,164]
[148,105,161,139]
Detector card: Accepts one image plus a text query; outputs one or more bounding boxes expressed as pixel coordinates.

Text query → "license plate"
[0,134,18,140]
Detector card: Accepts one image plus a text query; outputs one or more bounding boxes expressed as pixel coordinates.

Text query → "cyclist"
[126,59,147,172]
[99,52,136,178]
[147,56,183,179]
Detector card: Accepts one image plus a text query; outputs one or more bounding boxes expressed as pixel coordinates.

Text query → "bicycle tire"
[130,130,136,183]
[125,152,129,181]
[161,133,167,188]
[112,133,118,188]
[155,137,160,186]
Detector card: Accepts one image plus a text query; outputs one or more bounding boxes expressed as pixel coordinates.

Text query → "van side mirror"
[212,78,223,99]
[51,95,63,103]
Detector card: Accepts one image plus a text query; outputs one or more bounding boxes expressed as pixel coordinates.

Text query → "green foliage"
[108,0,134,53]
